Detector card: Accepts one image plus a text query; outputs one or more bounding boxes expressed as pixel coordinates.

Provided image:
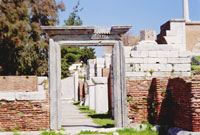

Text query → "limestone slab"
[125,58,144,63]
[168,58,191,64]
[174,64,191,72]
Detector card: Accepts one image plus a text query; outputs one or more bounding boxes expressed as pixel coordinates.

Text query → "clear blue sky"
[57,0,200,57]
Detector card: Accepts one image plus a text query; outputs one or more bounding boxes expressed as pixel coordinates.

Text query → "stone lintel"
[41,26,132,38]
[92,77,108,84]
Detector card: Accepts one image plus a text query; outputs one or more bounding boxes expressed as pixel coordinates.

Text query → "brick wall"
[102,68,112,111]
[78,79,85,101]
[0,92,49,131]
[0,76,37,92]
[127,77,200,132]
[0,76,49,131]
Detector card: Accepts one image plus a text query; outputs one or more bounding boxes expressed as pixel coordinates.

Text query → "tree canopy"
[61,0,96,78]
[0,0,65,75]
[0,0,96,78]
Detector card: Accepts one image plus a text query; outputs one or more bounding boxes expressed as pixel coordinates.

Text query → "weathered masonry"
[41,26,131,130]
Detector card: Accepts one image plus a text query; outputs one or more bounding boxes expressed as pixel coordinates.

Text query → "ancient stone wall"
[0,76,49,131]
[126,77,200,132]
[124,44,191,79]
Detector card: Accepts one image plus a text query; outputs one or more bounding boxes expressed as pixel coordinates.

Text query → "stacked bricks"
[126,77,200,132]
[125,44,191,79]
[0,76,49,131]
[0,76,37,92]
[0,93,49,131]
[126,79,154,123]
[78,79,85,101]
[189,81,200,132]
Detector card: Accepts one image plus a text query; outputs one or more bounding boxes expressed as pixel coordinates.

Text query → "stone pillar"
[183,0,190,22]
[86,80,95,110]
[104,54,112,68]
[96,58,105,77]
[92,77,108,114]
[87,59,96,80]
[112,41,127,128]
[49,39,61,130]
[74,71,79,102]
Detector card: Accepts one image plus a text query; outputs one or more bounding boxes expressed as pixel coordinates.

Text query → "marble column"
[183,0,190,21]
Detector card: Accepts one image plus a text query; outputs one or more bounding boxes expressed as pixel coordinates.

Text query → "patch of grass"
[78,75,85,79]
[13,133,21,135]
[76,105,114,128]
[117,128,158,135]
[41,131,64,135]
[191,65,200,74]
[78,130,113,135]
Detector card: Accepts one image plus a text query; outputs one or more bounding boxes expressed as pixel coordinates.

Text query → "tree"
[61,0,96,78]
[0,0,65,75]
[80,47,96,64]
[65,0,83,26]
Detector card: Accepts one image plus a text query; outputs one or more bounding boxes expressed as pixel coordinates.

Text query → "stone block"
[157,51,169,57]
[125,58,144,64]
[148,51,157,57]
[166,30,177,36]
[130,51,141,57]
[152,72,171,77]
[140,51,149,57]
[16,91,46,100]
[125,64,132,72]
[0,92,15,101]
[164,36,185,44]
[140,64,159,72]
[178,51,191,57]
[174,64,191,72]
[158,64,173,71]
[92,77,108,84]
[135,44,175,51]
[172,72,191,77]
[170,22,185,30]
[168,58,191,64]
[130,51,149,58]
[94,83,108,113]
[135,44,157,51]
[168,51,179,58]
[144,58,167,64]
[156,45,175,51]
[88,85,95,110]
[126,72,145,77]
